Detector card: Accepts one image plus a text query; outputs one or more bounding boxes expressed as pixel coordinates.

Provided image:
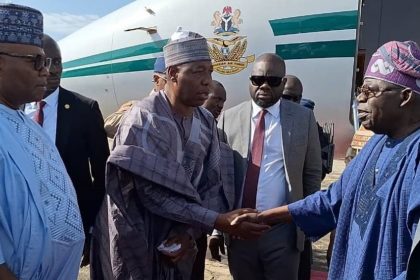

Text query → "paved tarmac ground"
[78,160,345,280]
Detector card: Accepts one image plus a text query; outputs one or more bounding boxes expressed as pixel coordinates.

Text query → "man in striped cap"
[91,28,267,280]
[0,4,84,280]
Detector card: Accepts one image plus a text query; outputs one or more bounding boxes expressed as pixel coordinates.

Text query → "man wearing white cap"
[90,29,268,280]
[0,4,84,280]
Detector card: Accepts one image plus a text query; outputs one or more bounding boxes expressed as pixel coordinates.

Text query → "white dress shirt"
[250,100,288,211]
[24,88,59,143]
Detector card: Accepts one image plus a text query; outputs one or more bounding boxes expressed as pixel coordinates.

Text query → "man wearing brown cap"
[90,29,268,280]
[233,41,420,280]
[0,4,84,280]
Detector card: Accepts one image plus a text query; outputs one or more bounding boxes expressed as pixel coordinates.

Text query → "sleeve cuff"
[288,197,334,240]
[199,208,219,233]
[288,200,305,217]
[288,200,310,233]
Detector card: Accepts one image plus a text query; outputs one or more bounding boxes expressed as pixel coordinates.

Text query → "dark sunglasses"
[282,94,300,102]
[50,57,62,67]
[250,75,283,87]
[0,52,51,71]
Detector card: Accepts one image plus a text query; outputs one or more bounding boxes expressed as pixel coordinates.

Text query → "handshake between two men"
[205,206,293,261]
[215,205,292,239]
[160,206,292,263]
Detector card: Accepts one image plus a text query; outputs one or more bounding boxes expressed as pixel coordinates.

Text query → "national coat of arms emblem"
[208,6,255,75]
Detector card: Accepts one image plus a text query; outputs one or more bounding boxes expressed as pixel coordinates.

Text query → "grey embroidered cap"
[163,27,211,67]
[0,4,43,47]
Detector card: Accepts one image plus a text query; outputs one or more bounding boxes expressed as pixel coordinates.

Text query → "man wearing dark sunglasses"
[218,53,322,279]
[282,75,303,103]
[0,4,85,280]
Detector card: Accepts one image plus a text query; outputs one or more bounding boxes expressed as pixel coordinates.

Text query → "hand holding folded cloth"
[159,232,196,263]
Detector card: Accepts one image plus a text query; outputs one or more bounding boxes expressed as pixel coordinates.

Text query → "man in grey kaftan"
[91,29,267,280]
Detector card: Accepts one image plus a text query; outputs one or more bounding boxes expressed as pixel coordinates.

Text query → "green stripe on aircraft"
[62,11,358,77]
[63,40,357,77]
[63,39,356,77]
[62,58,155,78]
[269,10,358,36]
[62,39,168,69]
[276,40,356,59]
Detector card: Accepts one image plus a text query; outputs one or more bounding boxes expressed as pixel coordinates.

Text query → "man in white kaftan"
[0,4,84,280]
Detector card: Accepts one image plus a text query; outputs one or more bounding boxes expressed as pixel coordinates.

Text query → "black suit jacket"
[407,221,420,279]
[56,87,109,235]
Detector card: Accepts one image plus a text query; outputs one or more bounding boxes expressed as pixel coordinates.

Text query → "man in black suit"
[25,34,109,266]
[407,222,420,280]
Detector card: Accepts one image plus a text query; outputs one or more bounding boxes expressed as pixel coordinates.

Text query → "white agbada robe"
[0,104,84,280]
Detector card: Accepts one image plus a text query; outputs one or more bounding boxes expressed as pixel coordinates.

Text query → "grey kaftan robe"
[91,91,233,280]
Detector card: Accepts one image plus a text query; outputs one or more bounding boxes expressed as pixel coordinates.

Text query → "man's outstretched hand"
[0,265,17,280]
[230,205,292,226]
[214,208,270,240]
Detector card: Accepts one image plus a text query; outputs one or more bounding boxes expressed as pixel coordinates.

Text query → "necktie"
[242,109,267,208]
[34,100,46,126]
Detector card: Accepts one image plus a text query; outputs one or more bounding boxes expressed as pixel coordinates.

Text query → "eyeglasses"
[356,85,403,100]
[250,75,283,87]
[0,52,51,71]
